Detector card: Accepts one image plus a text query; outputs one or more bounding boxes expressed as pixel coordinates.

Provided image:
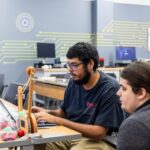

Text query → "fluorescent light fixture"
[106,0,150,6]
[82,0,95,1]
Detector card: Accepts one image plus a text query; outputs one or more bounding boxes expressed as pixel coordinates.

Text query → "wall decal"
[16,13,34,33]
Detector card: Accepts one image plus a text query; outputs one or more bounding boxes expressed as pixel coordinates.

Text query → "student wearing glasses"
[117,61,150,150]
[32,42,124,150]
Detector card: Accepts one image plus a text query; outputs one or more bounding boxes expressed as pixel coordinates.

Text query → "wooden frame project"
[18,66,37,134]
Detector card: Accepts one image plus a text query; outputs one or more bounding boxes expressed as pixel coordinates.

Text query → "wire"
[0,100,16,123]
[22,77,30,94]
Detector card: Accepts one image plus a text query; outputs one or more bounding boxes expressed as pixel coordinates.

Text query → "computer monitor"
[115,46,136,61]
[37,43,55,59]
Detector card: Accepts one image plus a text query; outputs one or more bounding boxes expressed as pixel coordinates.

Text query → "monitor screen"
[115,47,136,61]
[37,43,55,58]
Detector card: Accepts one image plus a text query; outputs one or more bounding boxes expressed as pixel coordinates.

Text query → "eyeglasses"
[66,62,83,70]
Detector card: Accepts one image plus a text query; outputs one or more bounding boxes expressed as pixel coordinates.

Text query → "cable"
[0,100,16,123]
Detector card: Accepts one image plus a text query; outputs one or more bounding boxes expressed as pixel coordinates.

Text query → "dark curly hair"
[66,42,99,71]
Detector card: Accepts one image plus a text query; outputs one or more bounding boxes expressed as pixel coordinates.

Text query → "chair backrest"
[3,82,28,106]
[0,74,5,97]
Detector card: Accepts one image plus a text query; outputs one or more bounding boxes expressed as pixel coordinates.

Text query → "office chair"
[3,82,28,150]
[33,92,62,109]
[32,92,45,107]
[0,74,7,98]
[0,74,5,97]
[3,82,28,106]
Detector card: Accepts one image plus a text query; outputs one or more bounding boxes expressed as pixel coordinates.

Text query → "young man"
[32,42,124,150]
[117,61,150,150]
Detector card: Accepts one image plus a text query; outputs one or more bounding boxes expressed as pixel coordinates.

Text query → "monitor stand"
[115,60,131,67]
[41,58,52,68]
[34,58,53,68]
[42,58,46,64]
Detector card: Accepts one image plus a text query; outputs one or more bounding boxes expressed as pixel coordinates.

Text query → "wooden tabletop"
[0,99,81,148]
[33,80,66,100]
[36,126,81,144]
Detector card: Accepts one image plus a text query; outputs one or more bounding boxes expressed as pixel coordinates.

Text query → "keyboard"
[37,121,56,127]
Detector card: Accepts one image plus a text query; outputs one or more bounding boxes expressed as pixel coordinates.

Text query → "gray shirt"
[117,100,150,150]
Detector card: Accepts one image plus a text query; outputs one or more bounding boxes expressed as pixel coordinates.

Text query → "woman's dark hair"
[66,42,99,71]
[120,61,150,94]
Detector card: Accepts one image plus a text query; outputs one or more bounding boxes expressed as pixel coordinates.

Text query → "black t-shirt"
[61,71,124,132]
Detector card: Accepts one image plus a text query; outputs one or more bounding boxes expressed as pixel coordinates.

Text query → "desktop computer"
[115,46,136,67]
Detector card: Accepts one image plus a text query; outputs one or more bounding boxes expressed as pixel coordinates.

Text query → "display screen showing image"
[116,47,136,61]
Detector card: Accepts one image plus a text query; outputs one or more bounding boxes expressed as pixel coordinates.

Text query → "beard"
[74,67,91,85]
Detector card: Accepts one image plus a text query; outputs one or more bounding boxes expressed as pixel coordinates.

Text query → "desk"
[0,126,81,150]
[36,126,81,144]
[33,79,67,100]
[33,67,122,100]
[0,99,81,149]
[35,67,122,81]
[0,138,32,150]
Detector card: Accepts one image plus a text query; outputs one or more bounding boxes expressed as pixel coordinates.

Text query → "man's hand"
[34,112,57,123]
[32,106,46,113]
